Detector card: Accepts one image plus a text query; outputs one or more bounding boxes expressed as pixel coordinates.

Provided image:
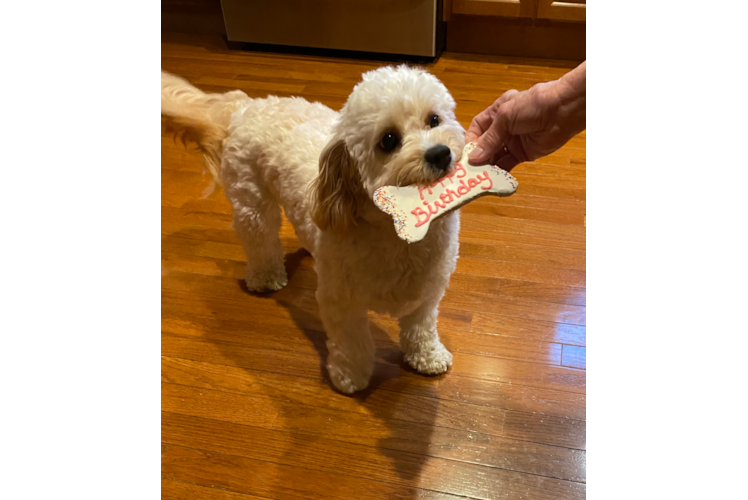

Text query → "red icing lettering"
[418,185,434,200]
[412,207,431,227]
[413,168,498,228]
[445,188,460,201]
[454,162,466,178]
[478,171,493,190]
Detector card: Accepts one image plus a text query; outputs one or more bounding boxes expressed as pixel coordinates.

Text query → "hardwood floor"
[161,32,586,500]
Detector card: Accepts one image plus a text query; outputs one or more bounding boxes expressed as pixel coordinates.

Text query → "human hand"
[466,62,586,171]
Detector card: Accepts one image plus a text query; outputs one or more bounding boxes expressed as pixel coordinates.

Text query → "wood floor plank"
[456,257,585,287]
[460,214,587,242]
[470,313,586,346]
[458,229,585,253]
[442,290,587,325]
[161,333,334,382]
[513,161,586,177]
[435,375,586,420]
[459,202,585,226]
[510,183,585,201]
[162,236,248,262]
[446,353,586,395]
[515,172,586,190]
[162,381,280,427]
[495,279,586,306]
[562,345,586,370]
[458,242,587,270]
[469,193,585,216]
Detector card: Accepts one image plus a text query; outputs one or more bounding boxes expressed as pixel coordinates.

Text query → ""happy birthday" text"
[411,162,493,227]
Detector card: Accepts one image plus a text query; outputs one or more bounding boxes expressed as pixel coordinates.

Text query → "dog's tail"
[161,71,249,186]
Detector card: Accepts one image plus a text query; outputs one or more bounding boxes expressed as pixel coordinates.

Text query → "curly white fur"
[161,66,464,393]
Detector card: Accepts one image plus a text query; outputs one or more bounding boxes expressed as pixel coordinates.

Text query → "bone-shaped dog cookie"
[373,142,518,243]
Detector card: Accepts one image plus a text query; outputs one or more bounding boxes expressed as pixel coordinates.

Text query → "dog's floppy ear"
[310,139,365,231]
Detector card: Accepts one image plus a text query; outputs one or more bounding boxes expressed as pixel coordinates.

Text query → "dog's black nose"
[424,144,452,172]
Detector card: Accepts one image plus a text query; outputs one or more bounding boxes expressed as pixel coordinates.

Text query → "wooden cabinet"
[537,0,586,22]
[446,0,585,22]
[444,0,585,59]
[452,0,535,18]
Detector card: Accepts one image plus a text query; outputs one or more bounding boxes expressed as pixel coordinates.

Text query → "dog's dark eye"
[379,133,400,153]
[429,114,440,128]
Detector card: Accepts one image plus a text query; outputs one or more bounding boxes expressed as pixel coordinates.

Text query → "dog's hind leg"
[226,182,288,292]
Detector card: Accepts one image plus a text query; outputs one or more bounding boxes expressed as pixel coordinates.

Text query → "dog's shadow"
[177,240,442,492]
[162,211,439,492]
[260,249,441,486]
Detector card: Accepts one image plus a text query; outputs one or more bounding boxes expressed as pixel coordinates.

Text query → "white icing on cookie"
[373,142,518,243]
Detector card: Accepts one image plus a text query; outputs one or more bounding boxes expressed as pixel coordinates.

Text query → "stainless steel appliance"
[221,0,444,58]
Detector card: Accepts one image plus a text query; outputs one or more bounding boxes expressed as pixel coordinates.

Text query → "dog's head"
[310,65,465,231]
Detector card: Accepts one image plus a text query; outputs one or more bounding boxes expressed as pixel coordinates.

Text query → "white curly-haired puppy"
[162,65,465,393]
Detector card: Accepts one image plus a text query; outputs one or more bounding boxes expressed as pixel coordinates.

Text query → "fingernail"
[468,146,485,164]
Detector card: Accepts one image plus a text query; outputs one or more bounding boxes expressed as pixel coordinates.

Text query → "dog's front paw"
[244,265,288,292]
[404,341,453,375]
[327,362,371,394]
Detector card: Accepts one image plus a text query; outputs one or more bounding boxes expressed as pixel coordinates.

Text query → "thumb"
[468,118,504,165]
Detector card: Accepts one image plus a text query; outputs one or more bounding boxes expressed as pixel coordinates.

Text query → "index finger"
[466,108,494,144]
[465,90,520,144]
[465,129,479,144]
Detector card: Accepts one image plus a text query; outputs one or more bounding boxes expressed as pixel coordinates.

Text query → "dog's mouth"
[421,157,459,183]
[389,160,458,188]
[429,161,457,178]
